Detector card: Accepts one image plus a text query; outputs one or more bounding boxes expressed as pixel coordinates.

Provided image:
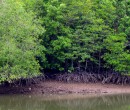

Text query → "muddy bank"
[31,81,130,95]
[0,80,130,95]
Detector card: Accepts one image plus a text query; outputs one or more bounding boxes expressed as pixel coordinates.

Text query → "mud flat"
[0,80,130,95]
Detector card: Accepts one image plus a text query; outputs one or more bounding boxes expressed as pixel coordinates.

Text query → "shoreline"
[33,80,130,95]
[0,80,130,95]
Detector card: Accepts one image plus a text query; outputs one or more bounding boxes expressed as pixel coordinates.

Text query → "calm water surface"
[0,94,130,110]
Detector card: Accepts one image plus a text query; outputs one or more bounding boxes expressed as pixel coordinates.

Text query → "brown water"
[0,94,130,110]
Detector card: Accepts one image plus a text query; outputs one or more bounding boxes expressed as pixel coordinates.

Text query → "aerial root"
[56,72,130,85]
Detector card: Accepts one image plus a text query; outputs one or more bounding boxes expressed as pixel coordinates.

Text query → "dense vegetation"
[0,0,130,83]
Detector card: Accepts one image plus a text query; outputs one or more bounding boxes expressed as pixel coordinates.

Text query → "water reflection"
[0,94,130,110]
